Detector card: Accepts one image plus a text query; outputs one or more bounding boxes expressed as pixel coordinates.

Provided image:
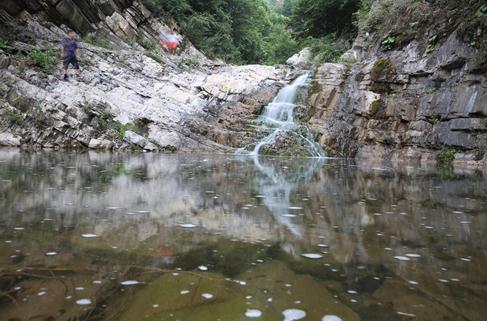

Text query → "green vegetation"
[82,34,112,49]
[381,36,395,51]
[305,35,348,64]
[369,99,381,115]
[143,0,298,64]
[2,109,24,126]
[0,38,9,51]
[436,147,456,165]
[146,50,165,64]
[429,115,440,125]
[370,58,394,81]
[26,46,58,72]
[111,122,137,140]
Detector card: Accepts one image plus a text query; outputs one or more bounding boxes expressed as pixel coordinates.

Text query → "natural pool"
[0,151,486,321]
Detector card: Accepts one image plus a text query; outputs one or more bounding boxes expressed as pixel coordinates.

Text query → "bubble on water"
[460,221,472,224]
[408,280,418,285]
[180,290,190,295]
[5,240,12,244]
[178,223,197,228]
[75,287,85,291]
[405,253,421,258]
[283,214,297,217]
[202,293,213,299]
[13,227,24,231]
[317,244,329,248]
[81,234,98,238]
[288,207,303,210]
[93,280,102,284]
[460,257,472,262]
[198,265,208,271]
[121,280,140,286]
[438,279,449,283]
[450,278,460,282]
[322,315,343,321]
[283,309,306,321]
[394,256,411,261]
[76,299,92,305]
[245,309,262,318]
[152,304,159,308]
[45,252,57,256]
[301,253,323,259]
[347,290,358,294]
[38,291,47,296]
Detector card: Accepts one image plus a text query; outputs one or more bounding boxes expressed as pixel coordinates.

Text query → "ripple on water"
[282,309,306,321]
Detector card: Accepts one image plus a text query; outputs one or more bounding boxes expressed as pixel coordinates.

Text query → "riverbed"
[0,151,486,321]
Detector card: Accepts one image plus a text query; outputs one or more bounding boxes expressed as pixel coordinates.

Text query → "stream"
[0,151,486,321]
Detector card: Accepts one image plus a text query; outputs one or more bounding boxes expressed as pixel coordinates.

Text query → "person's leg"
[73,58,81,78]
[63,58,69,80]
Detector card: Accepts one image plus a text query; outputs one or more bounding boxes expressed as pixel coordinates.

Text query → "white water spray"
[246,74,325,157]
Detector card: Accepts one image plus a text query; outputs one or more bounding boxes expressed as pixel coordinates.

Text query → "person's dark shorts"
[63,55,79,69]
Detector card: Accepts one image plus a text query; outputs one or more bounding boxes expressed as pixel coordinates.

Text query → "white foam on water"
[460,257,472,262]
[322,316,343,321]
[178,223,197,228]
[180,290,190,295]
[198,265,208,271]
[301,253,323,259]
[120,280,140,286]
[394,256,411,261]
[408,280,419,285]
[245,309,262,318]
[347,290,358,294]
[76,299,92,305]
[13,227,24,231]
[317,244,329,248]
[81,234,98,238]
[283,214,297,217]
[38,291,47,296]
[288,207,303,210]
[45,252,57,256]
[282,309,306,321]
[202,293,214,299]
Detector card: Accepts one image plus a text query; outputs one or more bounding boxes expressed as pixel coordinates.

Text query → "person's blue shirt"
[61,37,78,57]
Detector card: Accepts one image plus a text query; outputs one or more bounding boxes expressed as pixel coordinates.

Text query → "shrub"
[82,34,112,49]
[305,35,348,64]
[26,46,58,72]
[436,147,456,165]
[381,36,396,51]
[3,109,24,126]
[146,50,164,64]
[111,122,136,140]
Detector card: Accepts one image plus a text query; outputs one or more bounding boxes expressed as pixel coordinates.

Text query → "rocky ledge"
[0,0,286,152]
[306,12,486,167]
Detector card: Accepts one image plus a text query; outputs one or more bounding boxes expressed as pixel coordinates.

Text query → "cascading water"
[241,74,325,158]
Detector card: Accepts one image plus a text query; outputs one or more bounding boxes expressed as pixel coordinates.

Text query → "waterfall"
[240,74,325,158]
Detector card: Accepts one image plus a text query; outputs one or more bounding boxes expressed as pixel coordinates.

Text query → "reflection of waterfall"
[251,155,325,237]
[239,74,325,157]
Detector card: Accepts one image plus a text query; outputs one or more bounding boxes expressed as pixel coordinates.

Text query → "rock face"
[0,1,285,152]
[307,2,487,166]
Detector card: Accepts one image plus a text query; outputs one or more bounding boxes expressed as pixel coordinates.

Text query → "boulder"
[0,132,21,146]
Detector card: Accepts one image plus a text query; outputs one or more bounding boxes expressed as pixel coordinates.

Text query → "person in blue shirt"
[60,30,80,81]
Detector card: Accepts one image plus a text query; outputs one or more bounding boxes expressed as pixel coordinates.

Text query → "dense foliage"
[143,0,298,64]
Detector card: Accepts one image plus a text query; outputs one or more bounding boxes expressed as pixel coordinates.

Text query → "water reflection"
[0,150,486,321]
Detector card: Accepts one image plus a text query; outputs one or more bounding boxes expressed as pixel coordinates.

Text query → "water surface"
[0,151,486,321]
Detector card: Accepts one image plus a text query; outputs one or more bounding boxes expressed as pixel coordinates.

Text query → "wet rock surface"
[0,1,285,153]
[307,4,487,167]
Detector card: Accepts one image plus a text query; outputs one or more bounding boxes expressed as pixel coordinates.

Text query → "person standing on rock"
[159,29,182,55]
[60,30,81,81]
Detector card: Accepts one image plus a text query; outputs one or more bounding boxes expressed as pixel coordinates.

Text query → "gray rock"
[0,132,21,146]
